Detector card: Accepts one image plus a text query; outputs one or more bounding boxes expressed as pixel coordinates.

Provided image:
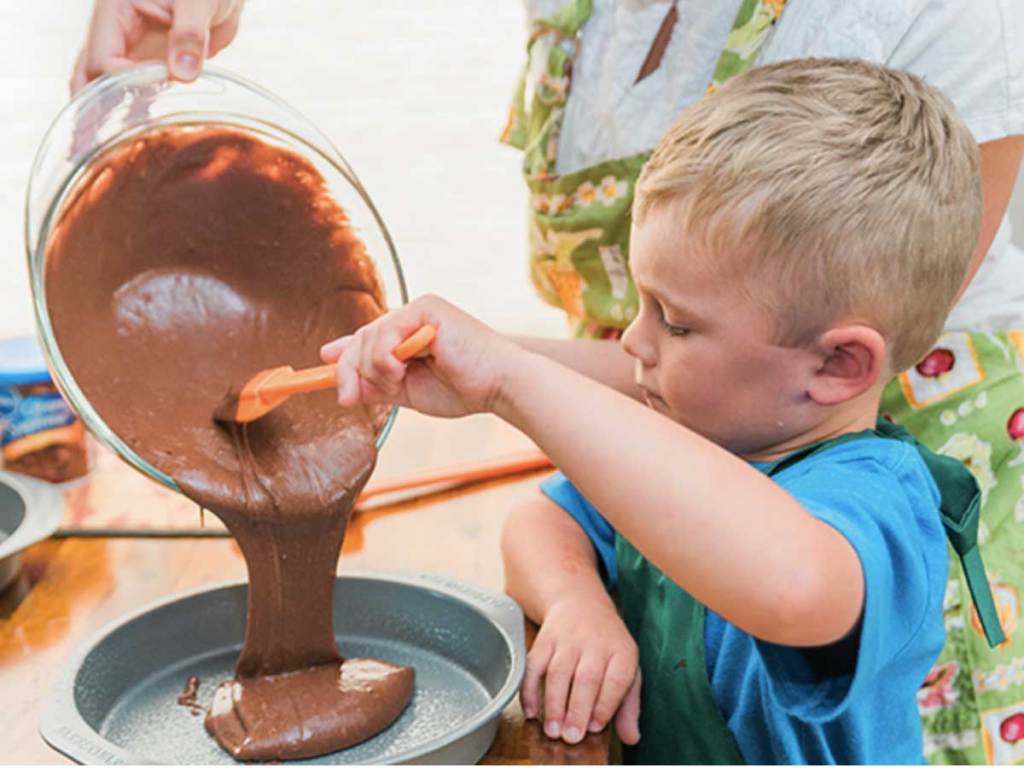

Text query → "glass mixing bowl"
[25,64,407,493]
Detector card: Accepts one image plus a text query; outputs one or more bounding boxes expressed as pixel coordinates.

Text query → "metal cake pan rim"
[0,470,63,560]
[39,568,527,765]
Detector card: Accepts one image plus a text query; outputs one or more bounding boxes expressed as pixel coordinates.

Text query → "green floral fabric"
[884,331,1024,764]
[500,0,787,337]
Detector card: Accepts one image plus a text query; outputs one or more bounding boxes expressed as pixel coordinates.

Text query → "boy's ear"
[806,325,887,406]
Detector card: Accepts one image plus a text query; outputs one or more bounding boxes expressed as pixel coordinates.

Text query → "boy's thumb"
[167,0,213,81]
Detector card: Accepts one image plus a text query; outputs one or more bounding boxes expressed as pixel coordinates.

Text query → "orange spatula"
[213,325,436,424]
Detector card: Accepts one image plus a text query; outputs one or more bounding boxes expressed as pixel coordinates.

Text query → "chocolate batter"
[45,126,414,760]
[178,674,203,716]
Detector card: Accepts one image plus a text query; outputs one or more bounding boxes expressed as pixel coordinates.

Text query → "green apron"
[614,419,1005,764]
[500,0,790,338]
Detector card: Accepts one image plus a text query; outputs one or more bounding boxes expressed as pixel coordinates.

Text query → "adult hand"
[71,0,244,94]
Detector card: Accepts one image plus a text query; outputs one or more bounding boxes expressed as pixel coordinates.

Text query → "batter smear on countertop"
[44,126,414,761]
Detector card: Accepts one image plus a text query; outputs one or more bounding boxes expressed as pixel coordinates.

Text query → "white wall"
[1011,167,1024,250]
[0,1,568,340]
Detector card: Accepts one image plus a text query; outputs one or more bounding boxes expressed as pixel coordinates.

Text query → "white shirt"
[525,0,1024,331]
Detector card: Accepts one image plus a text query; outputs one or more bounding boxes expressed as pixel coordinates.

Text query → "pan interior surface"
[62,575,520,764]
[97,638,490,764]
[0,482,27,543]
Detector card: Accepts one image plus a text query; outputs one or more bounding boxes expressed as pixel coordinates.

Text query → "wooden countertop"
[0,411,609,764]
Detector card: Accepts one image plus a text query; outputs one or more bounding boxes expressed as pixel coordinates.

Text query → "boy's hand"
[523,596,641,746]
[320,295,523,418]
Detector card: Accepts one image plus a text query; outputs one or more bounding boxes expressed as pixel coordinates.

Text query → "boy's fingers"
[613,671,642,746]
[320,336,349,363]
[370,328,408,383]
[358,324,381,388]
[561,654,607,744]
[167,0,214,81]
[334,340,362,407]
[542,648,578,739]
[521,641,554,720]
[357,323,402,397]
[358,378,398,405]
[589,651,636,731]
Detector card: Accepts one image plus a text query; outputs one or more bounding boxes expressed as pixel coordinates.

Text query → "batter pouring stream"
[44,126,414,761]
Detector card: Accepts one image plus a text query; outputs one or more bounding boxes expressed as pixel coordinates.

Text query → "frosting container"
[0,335,89,482]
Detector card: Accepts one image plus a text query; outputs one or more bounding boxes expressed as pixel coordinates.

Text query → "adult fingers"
[70,48,88,94]
[133,0,174,25]
[208,9,241,56]
[79,0,129,89]
[72,51,139,94]
[167,0,215,81]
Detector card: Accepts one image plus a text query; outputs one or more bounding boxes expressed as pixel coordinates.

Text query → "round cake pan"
[0,470,63,591]
[40,570,526,764]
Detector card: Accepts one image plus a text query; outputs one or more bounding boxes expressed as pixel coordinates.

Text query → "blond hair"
[634,58,982,372]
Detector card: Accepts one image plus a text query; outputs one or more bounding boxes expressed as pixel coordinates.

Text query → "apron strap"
[914,448,1006,647]
[764,419,1006,648]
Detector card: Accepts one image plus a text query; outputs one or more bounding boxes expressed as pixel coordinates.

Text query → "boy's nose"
[621,318,657,368]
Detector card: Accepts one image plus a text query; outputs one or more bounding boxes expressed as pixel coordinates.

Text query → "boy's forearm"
[501,495,614,624]
[509,335,642,401]
[495,352,864,647]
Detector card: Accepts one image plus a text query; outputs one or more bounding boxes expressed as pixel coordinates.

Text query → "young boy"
[320,59,1001,763]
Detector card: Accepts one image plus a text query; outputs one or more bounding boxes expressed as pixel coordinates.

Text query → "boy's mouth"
[639,385,669,412]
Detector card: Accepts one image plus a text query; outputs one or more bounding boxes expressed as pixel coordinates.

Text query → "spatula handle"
[286,325,437,395]
[283,364,338,394]
[394,325,436,361]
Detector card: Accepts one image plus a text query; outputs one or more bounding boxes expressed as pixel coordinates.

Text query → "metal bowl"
[40,570,526,764]
[0,470,63,591]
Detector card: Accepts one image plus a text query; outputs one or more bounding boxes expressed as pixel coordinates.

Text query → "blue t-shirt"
[540,437,947,764]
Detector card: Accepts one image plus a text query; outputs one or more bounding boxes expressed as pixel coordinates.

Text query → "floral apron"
[500,0,788,339]
[884,332,1024,764]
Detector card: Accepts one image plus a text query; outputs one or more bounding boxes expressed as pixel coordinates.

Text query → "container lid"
[0,336,53,386]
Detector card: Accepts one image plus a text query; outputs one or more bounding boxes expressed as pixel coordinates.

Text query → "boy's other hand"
[320,294,522,419]
[522,596,641,746]
[71,0,244,94]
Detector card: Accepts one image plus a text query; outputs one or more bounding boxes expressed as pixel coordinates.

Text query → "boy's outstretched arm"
[509,336,642,401]
[502,495,640,746]
[498,347,865,649]
[322,296,864,648]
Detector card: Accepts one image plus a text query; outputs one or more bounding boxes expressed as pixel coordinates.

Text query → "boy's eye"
[652,301,689,337]
[659,315,690,337]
